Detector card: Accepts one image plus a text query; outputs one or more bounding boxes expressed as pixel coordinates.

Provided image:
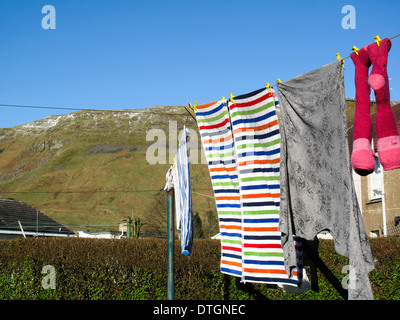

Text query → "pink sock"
[350,47,375,175]
[368,38,400,170]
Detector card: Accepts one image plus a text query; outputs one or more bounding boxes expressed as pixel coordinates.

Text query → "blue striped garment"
[173,127,193,255]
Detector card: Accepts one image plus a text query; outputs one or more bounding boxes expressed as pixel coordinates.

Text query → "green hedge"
[0,237,399,300]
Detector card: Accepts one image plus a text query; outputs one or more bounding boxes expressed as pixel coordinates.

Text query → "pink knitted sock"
[350,46,375,176]
[367,38,400,170]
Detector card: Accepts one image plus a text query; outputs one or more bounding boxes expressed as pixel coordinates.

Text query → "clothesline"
[341,33,400,62]
[186,33,400,116]
[191,60,374,299]
[270,33,400,88]
[175,30,399,298]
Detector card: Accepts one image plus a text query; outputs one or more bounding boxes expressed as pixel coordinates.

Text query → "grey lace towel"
[277,60,375,300]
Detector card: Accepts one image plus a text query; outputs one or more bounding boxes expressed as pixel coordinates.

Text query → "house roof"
[347,102,400,154]
[0,198,74,237]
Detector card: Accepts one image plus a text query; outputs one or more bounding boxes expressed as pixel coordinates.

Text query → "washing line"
[0,189,163,194]
[342,33,400,61]
[0,103,189,117]
[2,34,399,118]
[192,191,214,199]
[271,33,400,88]
[363,207,400,213]
[186,33,400,116]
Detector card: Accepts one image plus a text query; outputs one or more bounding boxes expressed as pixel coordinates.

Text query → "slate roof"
[0,198,74,237]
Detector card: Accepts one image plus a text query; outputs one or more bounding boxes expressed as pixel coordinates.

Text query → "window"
[369,230,380,238]
[368,157,383,201]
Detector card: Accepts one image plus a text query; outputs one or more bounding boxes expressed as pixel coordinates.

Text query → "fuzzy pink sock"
[367,38,400,170]
[350,46,375,176]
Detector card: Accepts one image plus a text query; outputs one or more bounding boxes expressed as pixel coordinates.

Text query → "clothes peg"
[229,93,235,104]
[194,102,198,112]
[277,79,282,83]
[222,97,226,105]
[336,53,345,69]
[352,46,359,55]
[374,35,381,46]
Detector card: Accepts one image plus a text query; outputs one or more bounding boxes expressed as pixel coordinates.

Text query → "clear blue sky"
[0,0,399,128]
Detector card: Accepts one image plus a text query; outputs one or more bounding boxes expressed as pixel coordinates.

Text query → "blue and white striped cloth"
[172,127,193,255]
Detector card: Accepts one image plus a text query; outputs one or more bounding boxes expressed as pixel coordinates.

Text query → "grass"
[0,101,360,232]
[0,108,214,231]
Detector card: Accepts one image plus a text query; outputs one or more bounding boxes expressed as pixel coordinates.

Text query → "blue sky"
[0,0,399,128]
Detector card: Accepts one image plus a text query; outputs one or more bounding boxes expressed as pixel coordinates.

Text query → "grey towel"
[277,60,375,300]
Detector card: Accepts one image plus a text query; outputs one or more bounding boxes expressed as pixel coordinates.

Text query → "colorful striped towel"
[228,88,300,285]
[196,89,301,285]
[196,100,243,277]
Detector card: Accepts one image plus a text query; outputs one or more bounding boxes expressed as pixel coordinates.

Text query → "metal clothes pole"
[126,217,132,238]
[302,241,348,300]
[36,210,39,238]
[167,189,175,300]
[380,166,387,237]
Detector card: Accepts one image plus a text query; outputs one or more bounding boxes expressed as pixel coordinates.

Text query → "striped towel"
[228,88,299,285]
[196,100,243,277]
[172,162,182,231]
[173,127,193,255]
[196,89,302,285]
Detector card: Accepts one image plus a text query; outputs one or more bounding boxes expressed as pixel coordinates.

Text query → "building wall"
[347,102,400,237]
[359,167,400,237]
[382,169,400,234]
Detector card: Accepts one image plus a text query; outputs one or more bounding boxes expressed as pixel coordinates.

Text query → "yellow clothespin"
[277,79,282,84]
[189,102,196,112]
[352,46,359,55]
[336,53,345,69]
[222,97,226,105]
[374,35,381,46]
[266,83,271,92]
[229,93,235,104]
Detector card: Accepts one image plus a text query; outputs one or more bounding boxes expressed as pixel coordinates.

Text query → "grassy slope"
[0,100,359,232]
[0,107,214,230]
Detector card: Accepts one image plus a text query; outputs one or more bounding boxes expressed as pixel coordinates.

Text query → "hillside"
[0,99,389,234]
[0,106,215,233]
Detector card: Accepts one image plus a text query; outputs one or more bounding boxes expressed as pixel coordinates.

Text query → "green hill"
[0,99,370,234]
[0,106,215,233]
